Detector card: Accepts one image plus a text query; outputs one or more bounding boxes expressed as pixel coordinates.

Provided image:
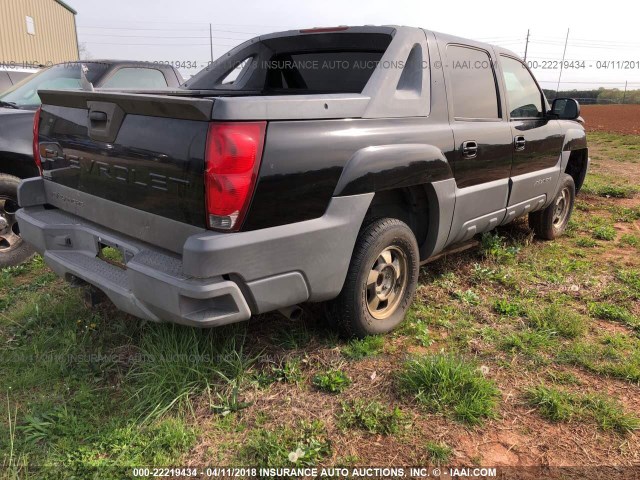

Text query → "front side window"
[447,45,500,119]
[501,56,543,118]
[102,68,168,89]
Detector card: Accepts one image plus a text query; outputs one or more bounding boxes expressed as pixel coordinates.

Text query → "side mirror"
[551,98,581,120]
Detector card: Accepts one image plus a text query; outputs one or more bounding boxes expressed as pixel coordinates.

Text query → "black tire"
[326,217,419,338]
[528,173,576,240]
[0,173,35,268]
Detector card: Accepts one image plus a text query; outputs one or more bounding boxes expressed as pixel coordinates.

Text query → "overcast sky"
[71,0,640,91]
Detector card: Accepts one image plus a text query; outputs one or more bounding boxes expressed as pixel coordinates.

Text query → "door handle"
[462,140,478,159]
[89,110,108,123]
[514,135,526,151]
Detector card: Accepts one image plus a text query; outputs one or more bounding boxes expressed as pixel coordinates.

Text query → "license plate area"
[97,239,130,270]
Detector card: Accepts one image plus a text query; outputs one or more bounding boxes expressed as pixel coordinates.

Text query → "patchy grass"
[125,324,255,420]
[396,355,500,425]
[576,237,598,248]
[480,232,521,262]
[527,304,588,339]
[610,206,640,223]
[425,441,453,465]
[269,358,305,385]
[592,225,617,241]
[239,420,331,471]
[500,329,556,358]
[312,369,351,394]
[620,233,640,248]
[341,336,384,360]
[493,299,526,317]
[588,302,639,331]
[582,172,638,199]
[338,399,404,435]
[558,341,640,383]
[526,385,640,434]
[545,370,581,386]
[399,305,433,346]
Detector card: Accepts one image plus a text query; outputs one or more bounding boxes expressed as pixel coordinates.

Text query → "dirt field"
[581,104,640,135]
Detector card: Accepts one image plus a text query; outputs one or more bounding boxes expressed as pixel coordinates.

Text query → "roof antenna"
[80,64,94,92]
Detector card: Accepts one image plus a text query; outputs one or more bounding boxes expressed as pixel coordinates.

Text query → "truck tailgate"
[37,90,214,231]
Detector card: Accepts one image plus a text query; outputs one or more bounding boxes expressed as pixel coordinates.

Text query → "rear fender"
[333,144,455,259]
[332,144,453,196]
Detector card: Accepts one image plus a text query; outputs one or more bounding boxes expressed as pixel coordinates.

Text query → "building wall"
[0,0,79,66]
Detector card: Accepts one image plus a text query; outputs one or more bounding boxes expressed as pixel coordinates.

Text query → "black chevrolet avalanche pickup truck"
[17,26,588,337]
[0,60,183,266]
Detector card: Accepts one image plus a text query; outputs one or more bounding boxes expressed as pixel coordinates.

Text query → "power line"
[556,28,570,94]
[531,35,640,46]
[80,33,252,40]
[78,25,263,35]
[79,18,290,27]
[82,41,236,47]
[528,40,640,50]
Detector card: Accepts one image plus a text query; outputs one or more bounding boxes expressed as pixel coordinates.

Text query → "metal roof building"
[0,0,79,67]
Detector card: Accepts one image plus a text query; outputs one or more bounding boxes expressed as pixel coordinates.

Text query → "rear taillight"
[33,106,43,175]
[204,121,266,231]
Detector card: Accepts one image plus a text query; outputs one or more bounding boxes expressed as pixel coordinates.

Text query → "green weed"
[312,369,351,394]
[338,399,403,435]
[425,441,453,465]
[526,385,639,434]
[239,420,330,472]
[342,336,384,360]
[396,354,499,425]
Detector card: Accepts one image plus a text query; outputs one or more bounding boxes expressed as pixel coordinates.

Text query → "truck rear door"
[437,35,513,244]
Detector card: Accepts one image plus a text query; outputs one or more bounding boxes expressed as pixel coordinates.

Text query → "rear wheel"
[0,174,34,268]
[528,173,575,240]
[326,217,419,338]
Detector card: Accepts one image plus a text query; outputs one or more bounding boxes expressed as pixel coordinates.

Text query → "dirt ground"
[581,104,640,135]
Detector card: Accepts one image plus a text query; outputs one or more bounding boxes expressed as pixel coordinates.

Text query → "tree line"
[544,88,640,104]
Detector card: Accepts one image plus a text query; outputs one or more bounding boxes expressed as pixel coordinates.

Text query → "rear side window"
[446,45,500,119]
[221,57,252,85]
[102,68,168,89]
[500,56,543,118]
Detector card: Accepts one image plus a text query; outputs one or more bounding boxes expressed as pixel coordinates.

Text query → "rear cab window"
[265,51,385,93]
[102,68,168,89]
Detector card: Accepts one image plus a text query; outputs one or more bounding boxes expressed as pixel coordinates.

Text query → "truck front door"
[498,55,564,212]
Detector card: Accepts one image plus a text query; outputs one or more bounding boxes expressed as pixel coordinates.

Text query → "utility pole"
[524,29,530,63]
[209,23,214,65]
[622,81,628,104]
[556,28,569,95]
